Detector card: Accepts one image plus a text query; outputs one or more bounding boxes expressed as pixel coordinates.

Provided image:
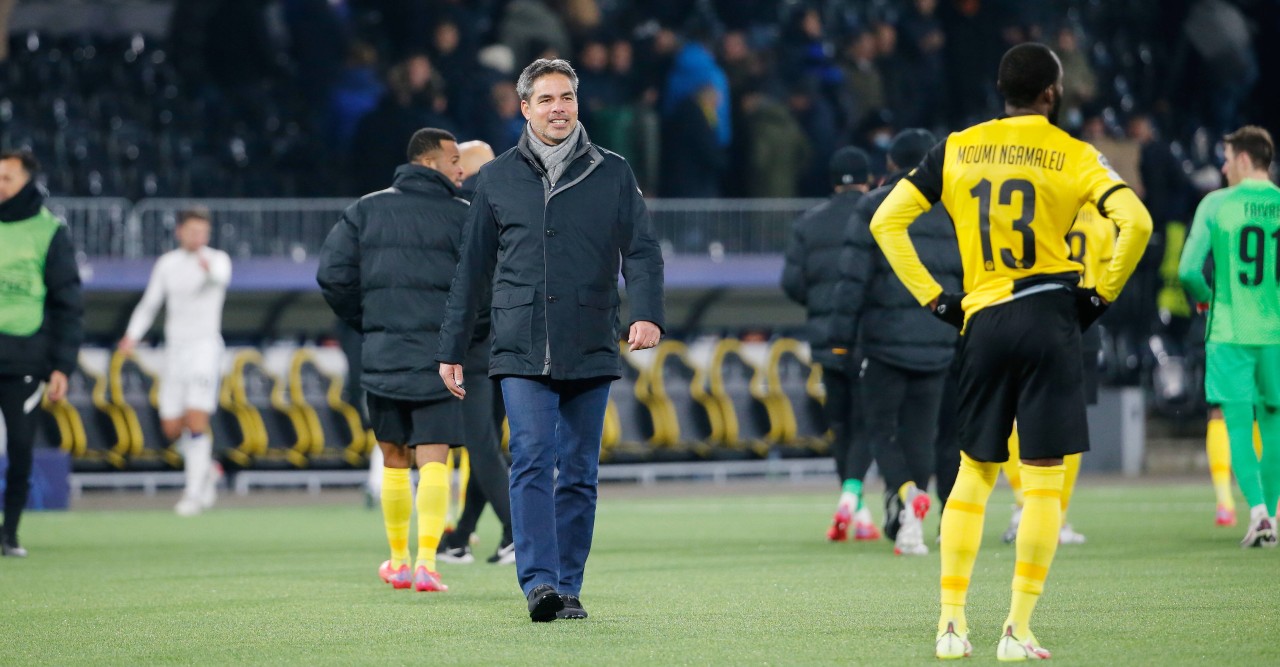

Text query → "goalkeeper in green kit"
[1179,125,1280,548]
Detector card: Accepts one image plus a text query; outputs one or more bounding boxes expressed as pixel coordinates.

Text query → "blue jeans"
[500,375,612,596]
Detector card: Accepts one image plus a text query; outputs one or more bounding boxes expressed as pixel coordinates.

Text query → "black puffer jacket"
[0,182,82,378]
[436,127,665,380]
[836,172,963,372]
[317,164,490,401]
[781,190,864,369]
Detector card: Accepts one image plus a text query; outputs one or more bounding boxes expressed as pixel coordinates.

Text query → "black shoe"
[527,584,564,622]
[487,539,515,564]
[557,595,588,619]
[883,493,903,541]
[438,545,475,564]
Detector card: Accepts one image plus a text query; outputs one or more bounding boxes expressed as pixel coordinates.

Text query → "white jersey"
[125,247,232,346]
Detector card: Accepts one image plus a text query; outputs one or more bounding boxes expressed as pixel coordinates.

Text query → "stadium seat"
[764,339,830,457]
[606,343,666,463]
[647,341,728,458]
[706,339,776,458]
[107,352,177,471]
[287,349,371,468]
[64,359,131,471]
[221,350,310,469]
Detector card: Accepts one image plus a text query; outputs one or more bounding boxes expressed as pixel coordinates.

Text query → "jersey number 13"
[971,178,1037,271]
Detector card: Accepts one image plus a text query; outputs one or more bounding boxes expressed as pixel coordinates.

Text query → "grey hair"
[515,58,579,102]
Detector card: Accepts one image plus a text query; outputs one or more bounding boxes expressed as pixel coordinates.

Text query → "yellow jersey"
[869,114,1152,324]
[1066,202,1116,290]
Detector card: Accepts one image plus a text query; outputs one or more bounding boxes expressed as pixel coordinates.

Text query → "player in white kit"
[119,208,231,516]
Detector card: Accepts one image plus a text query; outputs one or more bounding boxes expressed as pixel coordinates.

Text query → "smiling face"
[520,72,578,145]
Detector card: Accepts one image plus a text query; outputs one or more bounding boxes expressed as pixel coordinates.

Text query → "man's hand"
[117,337,137,355]
[197,254,210,272]
[929,292,966,330]
[46,370,68,402]
[1074,287,1110,331]
[628,321,662,352]
[439,363,466,399]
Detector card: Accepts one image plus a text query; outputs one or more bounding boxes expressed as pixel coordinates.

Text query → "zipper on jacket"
[529,158,554,375]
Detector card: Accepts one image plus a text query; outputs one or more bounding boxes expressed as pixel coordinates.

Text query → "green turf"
[1,482,1274,666]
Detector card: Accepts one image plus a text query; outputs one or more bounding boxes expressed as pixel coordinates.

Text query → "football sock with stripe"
[841,478,864,511]
[938,452,999,635]
[1206,417,1235,511]
[381,466,412,568]
[415,462,449,571]
[1223,403,1265,509]
[1061,453,1081,513]
[1006,462,1065,637]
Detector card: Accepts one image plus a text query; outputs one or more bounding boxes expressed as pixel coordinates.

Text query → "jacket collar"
[517,123,596,174]
[0,180,46,223]
[392,163,460,198]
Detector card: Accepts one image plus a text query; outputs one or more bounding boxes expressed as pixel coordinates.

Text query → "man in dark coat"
[317,128,511,593]
[836,129,963,556]
[437,59,664,623]
[781,146,880,544]
[0,149,82,558]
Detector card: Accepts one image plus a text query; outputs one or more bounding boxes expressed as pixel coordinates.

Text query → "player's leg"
[1254,345,1280,539]
[822,365,860,540]
[933,359,961,506]
[842,365,879,540]
[1207,406,1237,526]
[998,292,1088,660]
[937,318,1016,658]
[1206,343,1272,545]
[183,409,216,511]
[367,393,413,588]
[860,358,912,546]
[413,442,451,591]
[1,375,42,556]
[1057,453,1086,544]
[895,369,945,554]
[455,374,514,562]
[158,371,199,516]
[1001,428,1023,543]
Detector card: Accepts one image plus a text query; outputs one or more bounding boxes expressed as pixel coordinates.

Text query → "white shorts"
[158,341,224,420]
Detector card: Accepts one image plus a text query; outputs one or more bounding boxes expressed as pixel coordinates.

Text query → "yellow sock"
[1004,428,1023,505]
[939,452,1000,635]
[1061,453,1082,513]
[1207,418,1234,510]
[898,481,919,503]
[1006,463,1065,638]
[381,466,412,567]
[415,462,449,571]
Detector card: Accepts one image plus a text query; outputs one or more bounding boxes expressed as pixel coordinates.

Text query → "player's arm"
[1081,148,1153,302]
[122,256,167,348]
[316,206,364,332]
[205,251,232,288]
[869,140,947,307]
[780,219,809,306]
[1176,196,1214,305]
[43,225,83,378]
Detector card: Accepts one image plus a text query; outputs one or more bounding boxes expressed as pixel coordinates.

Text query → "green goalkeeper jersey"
[1178,179,1280,345]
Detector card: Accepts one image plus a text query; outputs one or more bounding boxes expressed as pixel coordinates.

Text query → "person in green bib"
[1179,126,1280,548]
[0,149,83,558]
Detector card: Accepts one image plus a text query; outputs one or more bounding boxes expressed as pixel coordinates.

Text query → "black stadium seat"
[707,340,774,458]
[766,339,830,458]
[65,361,130,472]
[288,349,370,469]
[109,353,177,471]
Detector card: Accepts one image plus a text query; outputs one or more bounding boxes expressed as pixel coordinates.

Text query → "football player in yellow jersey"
[869,43,1152,661]
[1001,202,1116,546]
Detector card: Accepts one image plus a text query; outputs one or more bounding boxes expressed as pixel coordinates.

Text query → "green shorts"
[1205,343,1280,407]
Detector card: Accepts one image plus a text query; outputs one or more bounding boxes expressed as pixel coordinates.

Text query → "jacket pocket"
[576,286,620,356]
[491,286,536,357]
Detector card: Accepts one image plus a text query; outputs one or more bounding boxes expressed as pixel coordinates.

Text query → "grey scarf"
[525,121,585,186]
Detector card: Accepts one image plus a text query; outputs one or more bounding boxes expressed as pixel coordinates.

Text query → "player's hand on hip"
[929,292,966,330]
[1074,287,1109,331]
[628,321,662,352]
[46,370,68,402]
[439,363,466,399]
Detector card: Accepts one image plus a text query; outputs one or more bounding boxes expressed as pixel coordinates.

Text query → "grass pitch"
[1,481,1274,666]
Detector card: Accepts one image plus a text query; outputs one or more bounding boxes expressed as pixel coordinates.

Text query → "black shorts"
[366,392,466,447]
[957,290,1089,462]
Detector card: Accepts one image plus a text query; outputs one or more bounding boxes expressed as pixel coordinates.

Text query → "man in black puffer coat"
[836,129,963,556]
[781,146,881,544]
[317,128,512,592]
